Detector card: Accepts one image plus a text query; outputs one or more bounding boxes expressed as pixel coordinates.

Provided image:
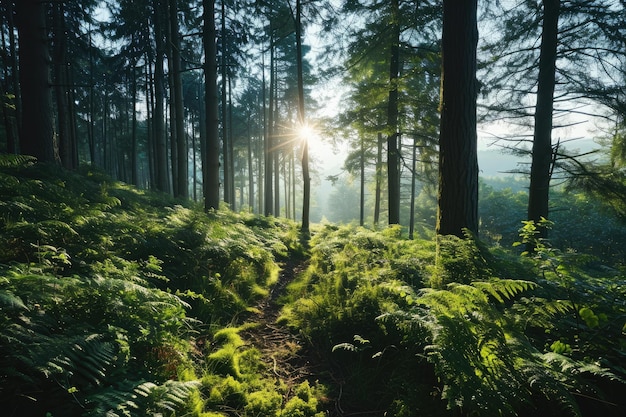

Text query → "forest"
[1,0,626,416]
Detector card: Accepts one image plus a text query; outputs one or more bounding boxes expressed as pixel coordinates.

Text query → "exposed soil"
[240,258,346,416]
[241,258,317,385]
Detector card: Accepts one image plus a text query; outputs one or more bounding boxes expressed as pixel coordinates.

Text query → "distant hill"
[478,149,528,178]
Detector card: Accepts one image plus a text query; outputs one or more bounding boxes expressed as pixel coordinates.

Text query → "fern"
[0,288,26,310]
[0,153,36,168]
[472,278,537,303]
[86,380,199,417]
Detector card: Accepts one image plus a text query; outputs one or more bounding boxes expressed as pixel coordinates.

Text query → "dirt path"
[241,258,315,385]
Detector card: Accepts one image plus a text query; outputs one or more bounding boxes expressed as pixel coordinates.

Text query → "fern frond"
[472,278,537,303]
[0,154,36,168]
[45,334,117,386]
[86,379,199,417]
[0,290,27,310]
[542,352,625,382]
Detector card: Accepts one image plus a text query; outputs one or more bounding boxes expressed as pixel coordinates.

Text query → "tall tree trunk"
[7,1,21,151]
[191,112,197,200]
[247,113,254,212]
[528,0,560,241]
[295,0,311,233]
[273,77,280,216]
[66,61,79,168]
[16,0,55,162]
[257,97,264,214]
[436,0,479,237]
[102,79,109,172]
[387,0,401,225]
[204,0,220,210]
[146,58,156,188]
[1,8,17,153]
[153,0,169,192]
[166,6,178,194]
[409,138,417,239]
[289,152,296,220]
[228,76,236,210]
[131,62,138,186]
[264,44,274,216]
[53,3,75,169]
[221,0,232,206]
[374,132,383,225]
[88,25,96,165]
[283,152,289,218]
[169,0,188,198]
[198,81,207,200]
[360,135,365,226]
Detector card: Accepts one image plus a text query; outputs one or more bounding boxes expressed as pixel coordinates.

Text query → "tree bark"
[6,1,21,152]
[360,135,365,226]
[131,61,138,186]
[169,0,188,198]
[374,132,383,225]
[264,44,274,216]
[204,0,221,210]
[295,0,311,233]
[527,0,560,240]
[409,138,417,239]
[1,12,17,153]
[53,3,74,169]
[436,0,479,237]
[247,112,254,212]
[153,0,169,192]
[387,0,401,225]
[221,0,232,206]
[16,0,55,162]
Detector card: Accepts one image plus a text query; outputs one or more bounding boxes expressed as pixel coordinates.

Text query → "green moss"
[244,388,283,416]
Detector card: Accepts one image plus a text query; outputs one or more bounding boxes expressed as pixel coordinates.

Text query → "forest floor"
[240,257,333,406]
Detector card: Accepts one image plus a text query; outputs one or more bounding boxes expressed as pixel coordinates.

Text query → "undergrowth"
[1,158,624,417]
[0,159,317,417]
[280,224,626,416]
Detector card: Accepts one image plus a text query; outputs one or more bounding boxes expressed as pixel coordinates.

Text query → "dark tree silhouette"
[16,0,55,162]
[527,0,560,240]
[436,0,479,237]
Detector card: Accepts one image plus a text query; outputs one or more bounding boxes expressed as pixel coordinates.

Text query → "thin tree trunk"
[258,95,264,214]
[295,0,310,233]
[66,60,79,169]
[54,3,72,169]
[374,132,383,225]
[228,75,236,210]
[409,139,417,239]
[52,3,78,170]
[528,0,560,242]
[7,1,21,151]
[0,11,17,153]
[264,44,274,216]
[247,113,254,212]
[283,152,289,219]
[291,149,296,220]
[131,62,138,186]
[221,0,232,206]
[360,135,365,226]
[198,81,207,201]
[169,0,188,198]
[436,0,479,237]
[146,57,156,188]
[191,112,197,200]
[273,74,280,216]
[153,0,169,192]
[88,24,96,165]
